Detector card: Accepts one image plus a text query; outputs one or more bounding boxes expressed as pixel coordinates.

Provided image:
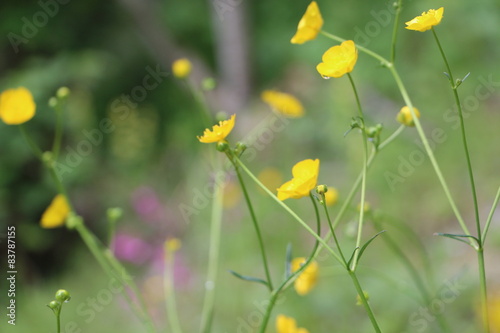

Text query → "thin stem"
[199,175,224,333]
[349,271,382,333]
[165,250,184,333]
[390,0,404,63]
[56,309,61,333]
[232,156,342,264]
[482,185,500,242]
[431,27,481,241]
[477,248,490,333]
[313,125,405,259]
[258,194,322,333]
[387,65,472,240]
[320,193,347,266]
[229,154,273,291]
[52,104,64,161]
[347,73,369,271]
[19,124,43,160]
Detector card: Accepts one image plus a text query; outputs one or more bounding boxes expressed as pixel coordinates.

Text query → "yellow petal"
[317,40,358,78]
[0,87,36,125]
[291,257,319,296]
[277,159,320,201]
[197,114,236,143]
[324,187,339,206]
[40,194,70,228]
[291,1,323,44]
[261,90,304,118]
[405,7,444,32]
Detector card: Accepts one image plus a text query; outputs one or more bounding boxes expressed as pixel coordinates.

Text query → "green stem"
[390,0,404,63]
[347,73,369,271]
[232,156,342,264]
[228,154,273,291]
[165,250,183,333]
[477,248,490,333]
[482,185,500,242]
[349,271,382,333]
[18,124,43,160]
[320,193,347,266]
[313,125,405,259]
[199,174,224,333]
[56,309,61,333]
[321,30,472,241]
[258,194,322,333]
[387,65,472,240]
[432,27,481,240]
[52,104,64,161]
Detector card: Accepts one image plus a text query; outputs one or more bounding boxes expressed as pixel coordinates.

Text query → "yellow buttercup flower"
[261,90,304,118]
[291,1,323,44]
[197,114,236,143]
[291,257,319,296]
[172,58,192,79]
[487,292,500,332]
[324,186,339,206]
[40,194,70,228]
[405,7,444,32]
[276,314,310,333]
[164,238,182,253]
[0,87,36,125]
[396,106,421,127]
[316,40,358,78]
[277,159,320,201]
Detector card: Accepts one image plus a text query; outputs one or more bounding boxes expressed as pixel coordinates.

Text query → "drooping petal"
[291,1,323,44]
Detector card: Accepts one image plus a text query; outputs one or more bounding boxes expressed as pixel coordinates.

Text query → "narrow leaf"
[357,230,386,262]
[228,270,269,287]
[285,243,292,279]
[435,233,479,247]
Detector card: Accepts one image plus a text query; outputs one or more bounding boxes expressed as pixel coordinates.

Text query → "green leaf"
[228,270,269,287]
[348,230,386,267]
[435,233,479,247]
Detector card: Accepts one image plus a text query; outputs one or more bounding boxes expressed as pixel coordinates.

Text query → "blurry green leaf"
[435,233,479,247]
[228,270,269,287]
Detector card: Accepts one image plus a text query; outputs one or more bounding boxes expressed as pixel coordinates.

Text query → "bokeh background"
[1,0,500,332]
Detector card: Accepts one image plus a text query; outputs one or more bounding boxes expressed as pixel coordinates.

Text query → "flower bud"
[216,141,229,152]
[66,212,83,229]
[356,291,370,305]
[106,207,123,223]
[316,185,328,196]
[55,289,71,303]
[234,142,247,156]
[396,106,420,127]
[48,300,61,311]
[202,78,217,91]
[172,58,192,79]
[56,87,70,99]
[48,97,58,108]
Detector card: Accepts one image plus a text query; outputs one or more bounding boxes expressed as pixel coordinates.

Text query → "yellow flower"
[487,293,500,332]
[164,238,182,253]
[405,7,444,32]
[261,90,304,118]
[316,40,358,78]
[257,167,283,194]
[197,114,236,143]
[277,159,320,201]
[276,314,310,333]
[291,1,323,44]
[172,58,192,79]
[0,87,36,125]
[324,187,339,206]
[40,194,70,228]
[396,106,420,127]
[291,257,319,296]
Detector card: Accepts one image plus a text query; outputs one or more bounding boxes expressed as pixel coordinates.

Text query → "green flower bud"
[55,289,71,303]
[106,207,123,223]
[66,212,83,229]
[48,97,58,108]
[202,78,217,91]
[234,142,247,156]
[216,141,229,152]
[56,87,70,99]
[48,300,61,311]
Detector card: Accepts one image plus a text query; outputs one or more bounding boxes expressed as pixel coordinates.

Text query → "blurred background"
[1,0,500,332]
